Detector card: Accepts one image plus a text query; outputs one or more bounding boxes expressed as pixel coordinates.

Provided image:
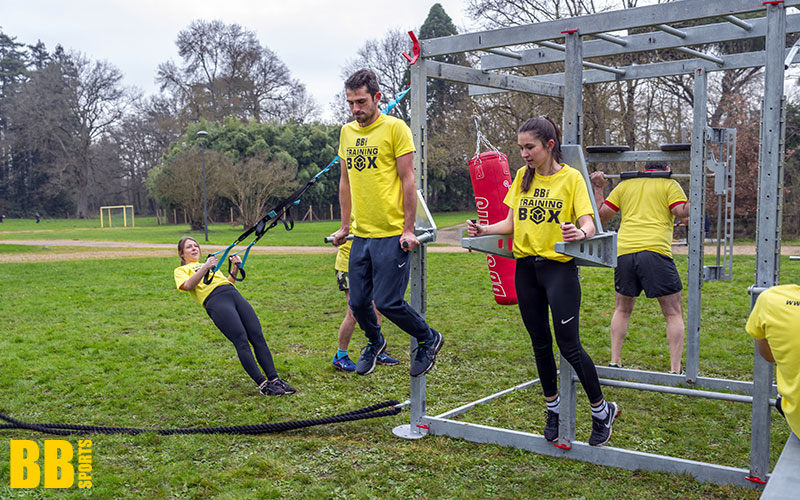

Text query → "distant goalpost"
[100,205,135,228]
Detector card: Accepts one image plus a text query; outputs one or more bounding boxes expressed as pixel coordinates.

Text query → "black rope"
[0,400,401,436]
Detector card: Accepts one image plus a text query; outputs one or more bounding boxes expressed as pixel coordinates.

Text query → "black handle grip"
[228,259,246,282]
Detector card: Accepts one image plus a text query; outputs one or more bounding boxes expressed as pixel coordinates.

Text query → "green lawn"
[0,244,796,498]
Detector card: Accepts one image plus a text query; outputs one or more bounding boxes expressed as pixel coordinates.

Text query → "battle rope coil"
[0,400,400,436]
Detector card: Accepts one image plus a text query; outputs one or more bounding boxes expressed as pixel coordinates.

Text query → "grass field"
[0,212,476,247]
[0,218,796,499]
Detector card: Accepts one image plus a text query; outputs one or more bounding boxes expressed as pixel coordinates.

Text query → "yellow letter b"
[43,440,74,488]
[10,440,40,488]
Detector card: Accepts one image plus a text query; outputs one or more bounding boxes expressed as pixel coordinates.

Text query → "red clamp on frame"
[763,1,785,4]
[745,475,767,484]
[416,424,429,429]
[403,31,420,65]
[554,442,571,450]
[561,29,579,34]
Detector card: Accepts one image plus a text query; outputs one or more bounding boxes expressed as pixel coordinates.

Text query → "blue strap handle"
[202,246,236,285]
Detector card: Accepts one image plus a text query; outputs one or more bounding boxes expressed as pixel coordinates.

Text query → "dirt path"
[1,226,797,263]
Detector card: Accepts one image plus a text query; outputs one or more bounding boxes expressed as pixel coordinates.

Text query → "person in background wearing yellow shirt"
[174,237,295,396]
[590,162,690,374]
[331,236,399,371]
[330,69,443,378]
[746,285,800,437]
[467,116,619,447]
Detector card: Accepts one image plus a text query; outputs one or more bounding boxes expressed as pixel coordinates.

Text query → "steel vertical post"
[749,1,786,482]
[408,60,429,436]
[686,68,706,383]
[557,29,583,446]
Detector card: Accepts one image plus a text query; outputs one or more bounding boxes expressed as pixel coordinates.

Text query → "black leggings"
[515,257,603,405]
[204,285,277,386]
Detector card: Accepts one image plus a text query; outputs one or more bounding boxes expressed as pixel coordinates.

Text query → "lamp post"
[196,130,209,242]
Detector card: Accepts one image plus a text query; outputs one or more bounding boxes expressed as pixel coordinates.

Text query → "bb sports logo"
[9,439,93,489]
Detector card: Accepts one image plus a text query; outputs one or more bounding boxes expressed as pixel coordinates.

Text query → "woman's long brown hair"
[518,116,563,193]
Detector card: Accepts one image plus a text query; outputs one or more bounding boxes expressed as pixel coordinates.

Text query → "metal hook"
[402,31,420,65]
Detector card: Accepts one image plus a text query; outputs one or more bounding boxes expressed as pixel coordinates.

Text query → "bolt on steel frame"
[393,0,799,490]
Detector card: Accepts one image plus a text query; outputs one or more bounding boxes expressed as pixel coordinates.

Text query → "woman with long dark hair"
[174,237,295,396]
[467,116,619,446]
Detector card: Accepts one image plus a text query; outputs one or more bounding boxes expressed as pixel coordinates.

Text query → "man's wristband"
[579,228,587,239]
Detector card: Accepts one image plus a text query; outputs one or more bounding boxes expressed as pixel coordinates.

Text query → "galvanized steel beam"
[396,60,430,441]
[426,60,564,97]
[422,0,800,57]
[480,14,800,71]
[424,417,764,490]
[585,151,691,163]
[472,49,800,97]
[761,434,800,499]
[749,1,787,481]
[686,68,706,384]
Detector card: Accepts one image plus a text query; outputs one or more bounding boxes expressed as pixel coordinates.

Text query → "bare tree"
[332,28,413,124]
[224,152,297,228]
[157,20,317,124]
[149,146,228,230]
[111,94,182,211]
[68,52,130,218]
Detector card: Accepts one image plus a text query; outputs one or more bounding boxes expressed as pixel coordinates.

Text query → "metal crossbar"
[481,14,800,70]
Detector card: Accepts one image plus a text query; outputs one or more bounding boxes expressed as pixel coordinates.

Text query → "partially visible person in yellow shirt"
[746,284,800,437]
[591,162,690,373]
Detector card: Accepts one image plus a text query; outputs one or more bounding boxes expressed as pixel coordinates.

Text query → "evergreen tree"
[418,4,475,211]
[419,3,467,130]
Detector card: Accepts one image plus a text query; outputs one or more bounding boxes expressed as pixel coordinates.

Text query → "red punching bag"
[469,151,517,305]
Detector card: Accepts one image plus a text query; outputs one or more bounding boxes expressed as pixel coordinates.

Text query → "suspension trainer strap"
[203,85,413,284]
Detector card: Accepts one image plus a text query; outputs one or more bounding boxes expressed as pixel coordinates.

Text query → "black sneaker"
[589,401,620,446]
[544,410,559,441]
[355,336,386,376]
[410,329,443,377]
[259,379,285,396]
[274,378,296,394]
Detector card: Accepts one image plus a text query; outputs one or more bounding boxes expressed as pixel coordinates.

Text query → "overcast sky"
[0,0,475,121]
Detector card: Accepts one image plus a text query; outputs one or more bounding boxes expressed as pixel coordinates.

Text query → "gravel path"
[1,225,797,263]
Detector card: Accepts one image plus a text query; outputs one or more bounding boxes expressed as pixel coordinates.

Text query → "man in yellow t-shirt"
[746,284,800,437]
[330,69,442,378]
[591,162,690,373]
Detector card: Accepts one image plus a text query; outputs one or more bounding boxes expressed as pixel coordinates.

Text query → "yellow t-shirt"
[746,284,800,437]
[503,164,594,262]
[174,262,233,306]
[605,176,687,257]
[337,113,415,238]
[335,240,352,272]
[334,216,357,272]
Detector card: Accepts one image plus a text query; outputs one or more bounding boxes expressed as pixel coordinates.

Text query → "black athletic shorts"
[615,250,682,298]
[335,270,349,292]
